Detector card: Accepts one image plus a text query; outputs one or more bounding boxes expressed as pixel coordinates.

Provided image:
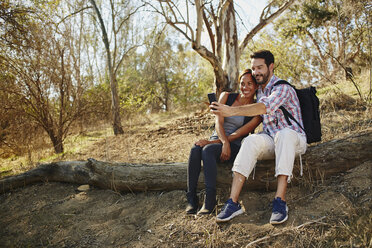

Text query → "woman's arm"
[207,115,262,145]
[214,92,232,161]
[194,92,229,148]
[214,92,229,145]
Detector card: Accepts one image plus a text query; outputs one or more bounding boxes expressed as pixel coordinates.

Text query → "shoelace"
[272,200,285,213]
[220,200,231,212]
[222,200,238,213]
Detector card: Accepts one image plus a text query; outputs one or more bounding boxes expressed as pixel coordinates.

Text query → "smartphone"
[208,93,217,110]
[208,93,217,104]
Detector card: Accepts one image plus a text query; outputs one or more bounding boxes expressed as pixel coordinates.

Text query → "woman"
[186,69,262,215]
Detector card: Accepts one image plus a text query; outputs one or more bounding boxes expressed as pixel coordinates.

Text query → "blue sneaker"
[216,198,244,223]
[270,197,289,224]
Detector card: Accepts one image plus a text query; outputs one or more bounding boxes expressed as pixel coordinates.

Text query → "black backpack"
[273,80,321,144]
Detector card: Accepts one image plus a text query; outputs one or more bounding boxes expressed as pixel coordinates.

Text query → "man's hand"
[209,102,233,117]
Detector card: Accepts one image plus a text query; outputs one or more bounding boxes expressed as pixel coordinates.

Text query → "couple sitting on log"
[186,50,307,224]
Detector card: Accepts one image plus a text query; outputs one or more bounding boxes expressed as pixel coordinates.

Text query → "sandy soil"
[0,113,371,247]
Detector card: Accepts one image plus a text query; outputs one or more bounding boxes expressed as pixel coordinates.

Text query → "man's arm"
[210,102,267,117]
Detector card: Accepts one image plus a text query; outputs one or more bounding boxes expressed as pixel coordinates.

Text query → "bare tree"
[88,0,144,135]
[148,0,295,94]
[1,14,88,154]
[89,0,123,135]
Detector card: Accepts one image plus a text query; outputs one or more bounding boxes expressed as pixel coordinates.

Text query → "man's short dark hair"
[250,50,274,68]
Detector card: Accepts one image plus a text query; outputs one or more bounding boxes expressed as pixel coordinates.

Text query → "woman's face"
[240,74,257,99]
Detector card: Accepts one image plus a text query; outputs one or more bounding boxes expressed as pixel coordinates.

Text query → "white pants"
[232,128,307,181]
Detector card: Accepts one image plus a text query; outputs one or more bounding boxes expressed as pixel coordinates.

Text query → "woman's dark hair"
[250,50,274,68]
[239,69,257,84]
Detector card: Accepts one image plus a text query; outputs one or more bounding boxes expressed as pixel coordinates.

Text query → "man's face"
[251,58,270,85]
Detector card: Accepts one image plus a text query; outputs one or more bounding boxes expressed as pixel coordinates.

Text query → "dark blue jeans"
[187,142,240,194]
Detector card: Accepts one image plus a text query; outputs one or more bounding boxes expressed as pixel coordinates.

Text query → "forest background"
[0,0,371,247]
[0,0,370,163]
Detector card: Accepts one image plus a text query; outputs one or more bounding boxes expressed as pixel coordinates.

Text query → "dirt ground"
[0,113,371,247]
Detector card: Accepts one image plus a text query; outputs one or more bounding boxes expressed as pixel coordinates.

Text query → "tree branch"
[149,1,194,41]
[194,0,203,48]
[239,0,295,53]
[202,7,215,54]
[58,6,92,26]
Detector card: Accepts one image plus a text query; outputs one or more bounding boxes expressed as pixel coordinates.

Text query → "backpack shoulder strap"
[226,92,239,106]
[273,80,305,131]
[273,80,292,88]
[271,80,294,95]
[279,106,305,132]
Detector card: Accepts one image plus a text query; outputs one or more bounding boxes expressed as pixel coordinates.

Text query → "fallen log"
[1,129,371,193]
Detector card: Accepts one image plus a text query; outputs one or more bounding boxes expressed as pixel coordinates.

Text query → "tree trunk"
[222,2,239,92]
[1,130,371,193]
[213,67,227,96]
[110,75,124,135]
[52,140,64,154]
[89,0,124,135]
[48,131,64,154]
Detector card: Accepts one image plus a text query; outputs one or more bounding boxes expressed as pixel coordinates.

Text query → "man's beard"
[255,71,270,85]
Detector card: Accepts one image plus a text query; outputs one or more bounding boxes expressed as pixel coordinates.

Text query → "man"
[210,50,307,224]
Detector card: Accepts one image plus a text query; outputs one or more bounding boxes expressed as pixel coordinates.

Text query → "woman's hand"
[220,142,231,162]
[195,139,210,147]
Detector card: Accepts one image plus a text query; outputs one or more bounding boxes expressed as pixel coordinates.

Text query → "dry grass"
[0,107,214,174]
[317,70,372,142]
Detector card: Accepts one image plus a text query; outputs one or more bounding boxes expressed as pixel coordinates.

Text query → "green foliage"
[82,82,112,121]
[302,1,336,27]
[272,0,371,85]
[115,28,213,115]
